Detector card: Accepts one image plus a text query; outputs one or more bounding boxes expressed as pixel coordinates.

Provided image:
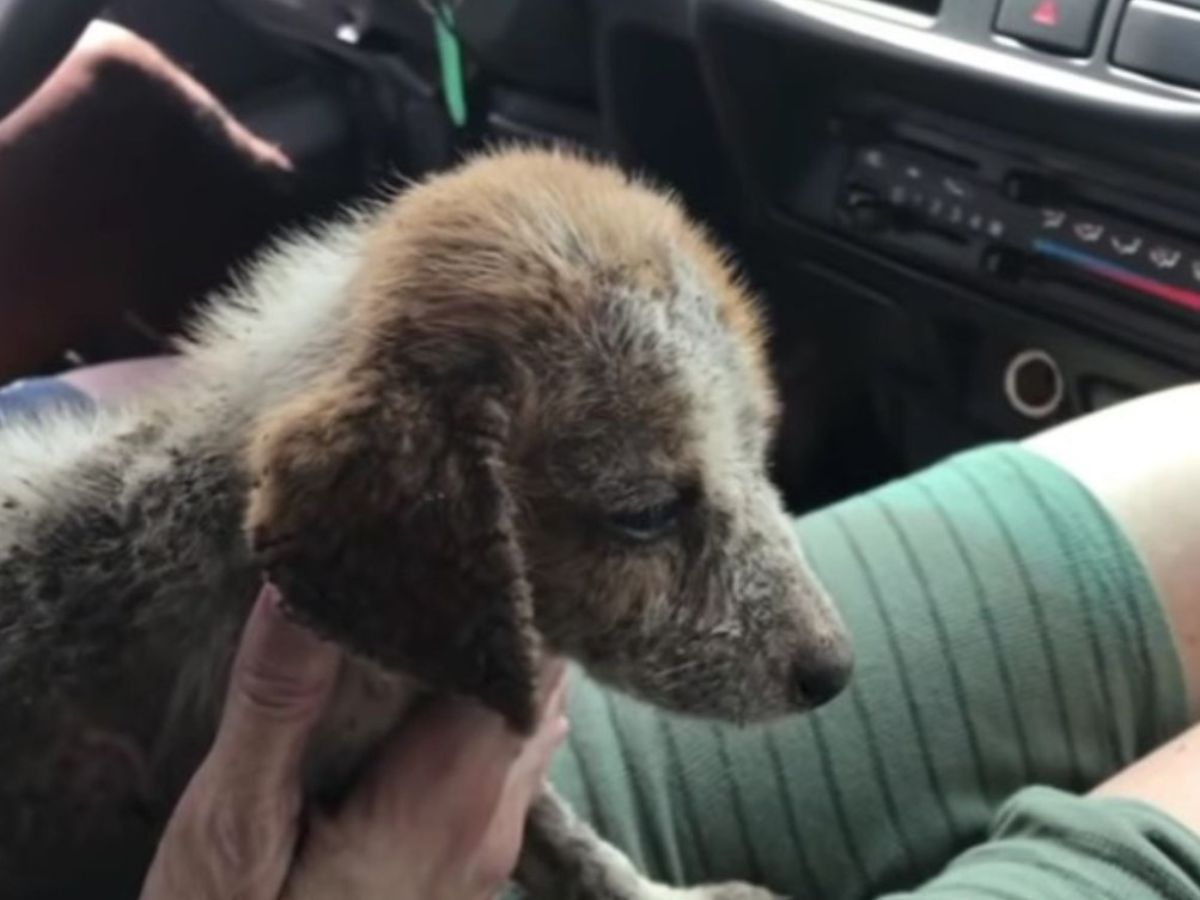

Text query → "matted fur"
[0,148,850,898]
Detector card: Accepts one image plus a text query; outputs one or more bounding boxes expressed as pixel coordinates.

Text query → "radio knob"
[1002,171,1055,205]
[982,246,1024,281]
[841,187,891,232]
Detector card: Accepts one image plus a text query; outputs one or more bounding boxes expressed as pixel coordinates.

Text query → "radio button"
[1005,171,1056,204]
[1041,208,1068,229]
[841,187,891,232]
[860,147,888,170]
[1110,234,1143,256]
[1114,0,1200,91]
[942,176,971,198]
[983,247,1025,281]
[1149,246,1182,269]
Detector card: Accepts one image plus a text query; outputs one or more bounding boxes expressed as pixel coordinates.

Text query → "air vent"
[830,0,941,19]
[870,0,940,14]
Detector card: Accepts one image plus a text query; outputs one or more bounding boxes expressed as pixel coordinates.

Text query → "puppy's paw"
[693,883,789,900]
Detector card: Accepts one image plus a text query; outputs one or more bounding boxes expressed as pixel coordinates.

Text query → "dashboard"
[110,0,1200,505]
[683,0,1200,492]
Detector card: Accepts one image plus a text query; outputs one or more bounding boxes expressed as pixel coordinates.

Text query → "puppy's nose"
[792,655,852,708]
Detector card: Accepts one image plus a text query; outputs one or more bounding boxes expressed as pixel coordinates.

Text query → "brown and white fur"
[0,148,852,899]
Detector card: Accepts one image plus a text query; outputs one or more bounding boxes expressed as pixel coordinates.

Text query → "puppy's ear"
[244,365,542,733]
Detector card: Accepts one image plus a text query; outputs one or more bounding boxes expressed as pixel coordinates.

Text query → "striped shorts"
[533,445,1200,899]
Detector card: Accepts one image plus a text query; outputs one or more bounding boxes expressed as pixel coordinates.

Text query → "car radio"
[831,137,1200,334]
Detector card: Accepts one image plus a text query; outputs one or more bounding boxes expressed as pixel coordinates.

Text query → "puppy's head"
[247,149,852,731]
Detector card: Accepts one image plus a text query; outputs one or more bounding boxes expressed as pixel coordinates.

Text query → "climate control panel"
[836,141,1200,321]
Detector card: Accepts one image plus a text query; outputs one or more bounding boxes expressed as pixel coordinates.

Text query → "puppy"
[0,148,852,899]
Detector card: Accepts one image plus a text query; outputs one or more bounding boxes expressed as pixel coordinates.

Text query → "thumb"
[211,582,342,790]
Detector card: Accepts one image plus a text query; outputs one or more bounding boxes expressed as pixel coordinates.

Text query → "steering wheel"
[0,0,110,121]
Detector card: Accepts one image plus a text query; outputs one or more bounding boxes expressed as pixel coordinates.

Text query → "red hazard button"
[995,0,1104,56]
[1032,0,1060,26]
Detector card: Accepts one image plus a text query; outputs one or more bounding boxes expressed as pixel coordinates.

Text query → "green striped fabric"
[902,787,1200,900]
[522,444,1194,898]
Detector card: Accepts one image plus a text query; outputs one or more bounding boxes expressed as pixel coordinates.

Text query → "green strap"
[434,4,467,127]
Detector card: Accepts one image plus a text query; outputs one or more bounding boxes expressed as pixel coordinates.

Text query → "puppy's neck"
[171,212,376,441]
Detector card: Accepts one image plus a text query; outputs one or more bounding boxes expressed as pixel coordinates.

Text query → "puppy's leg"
[515,786,787,900]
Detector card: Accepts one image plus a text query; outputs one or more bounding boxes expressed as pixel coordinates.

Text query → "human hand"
[282,662,569,900]
[139,583,569,900]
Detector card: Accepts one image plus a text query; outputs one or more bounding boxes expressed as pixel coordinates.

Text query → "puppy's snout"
[790,635,853,708]
[791,656,851,708]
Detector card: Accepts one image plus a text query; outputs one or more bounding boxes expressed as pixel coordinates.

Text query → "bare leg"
[1091,718,1200,825]
[1028,384,1200,825]
[1026,383,1200,717]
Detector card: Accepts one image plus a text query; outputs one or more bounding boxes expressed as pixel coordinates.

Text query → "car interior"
[2,0,1198,515]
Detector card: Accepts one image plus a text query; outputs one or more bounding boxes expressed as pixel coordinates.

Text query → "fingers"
[284,661,572,900]
[356,693,521,835]
[140,584,339,900]
[361,658,569,827]
[211,583,342,792]
[477,672,570,883]
[519,663,571,787]
[511,659,570,796]
[534,657,569,722]
[374,661,571,870]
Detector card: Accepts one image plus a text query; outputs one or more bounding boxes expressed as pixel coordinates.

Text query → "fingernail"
[258,585,320,647]
[235,583,340,691]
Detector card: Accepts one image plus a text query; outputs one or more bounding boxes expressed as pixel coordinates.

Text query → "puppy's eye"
[604,498,684,543]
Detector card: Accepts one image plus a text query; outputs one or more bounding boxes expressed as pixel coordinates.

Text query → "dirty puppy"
[0,148,852,899]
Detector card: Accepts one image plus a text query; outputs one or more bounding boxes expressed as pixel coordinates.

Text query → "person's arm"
[0,21,295,382]
[140,583,568,900]
[1092,719,1200,831]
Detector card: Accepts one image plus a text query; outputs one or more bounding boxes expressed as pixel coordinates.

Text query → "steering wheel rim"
[0,0,110,121]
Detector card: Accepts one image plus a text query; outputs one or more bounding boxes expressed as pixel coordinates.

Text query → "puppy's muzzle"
[790,642,853,708]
